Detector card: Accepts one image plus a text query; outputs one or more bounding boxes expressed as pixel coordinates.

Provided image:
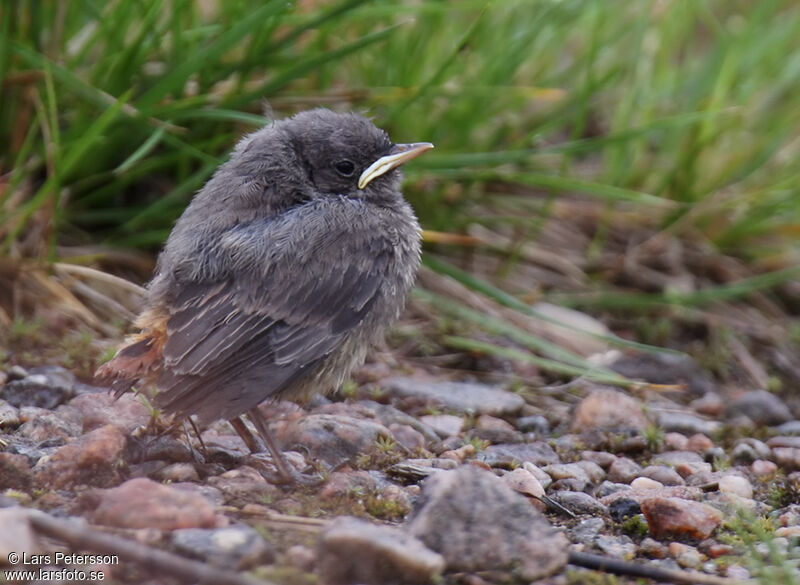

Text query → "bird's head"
[230,109,432,208]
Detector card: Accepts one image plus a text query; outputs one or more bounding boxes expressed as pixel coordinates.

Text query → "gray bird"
[96,109,432,483]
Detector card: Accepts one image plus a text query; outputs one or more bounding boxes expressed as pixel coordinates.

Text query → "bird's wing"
[154,232,393,422]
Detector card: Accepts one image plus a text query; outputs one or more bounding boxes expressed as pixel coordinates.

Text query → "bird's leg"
[229,416,261,454]
[246,407,296,484]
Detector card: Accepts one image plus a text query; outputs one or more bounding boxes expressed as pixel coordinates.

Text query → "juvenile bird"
[96,109,432,483]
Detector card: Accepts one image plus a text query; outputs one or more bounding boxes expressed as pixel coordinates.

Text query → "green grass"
[2,0,799,383]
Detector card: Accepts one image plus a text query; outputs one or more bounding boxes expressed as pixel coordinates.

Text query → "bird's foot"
[246,453,325,488]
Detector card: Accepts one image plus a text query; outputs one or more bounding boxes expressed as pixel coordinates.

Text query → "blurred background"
[1,0,799,391]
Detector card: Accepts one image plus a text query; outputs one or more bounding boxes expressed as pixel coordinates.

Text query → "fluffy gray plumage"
[142,109,422,423]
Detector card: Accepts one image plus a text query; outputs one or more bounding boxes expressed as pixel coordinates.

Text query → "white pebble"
[631,476,663,490]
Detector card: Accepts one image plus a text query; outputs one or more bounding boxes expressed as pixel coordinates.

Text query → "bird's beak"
[358,142,434,190]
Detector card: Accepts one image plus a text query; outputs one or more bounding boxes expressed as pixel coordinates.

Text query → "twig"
[27,510,275,585]
[53,262,147,297]
[568,551,755,585]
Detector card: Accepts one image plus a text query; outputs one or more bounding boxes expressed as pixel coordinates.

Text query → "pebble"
[685,433,714,452]
[388,423,426,450]
[652,451,712,478]
[406,466,568,581]
[663,432,689,451]
[731,437,771,464]
[550,491,607,516]
[155,462,200,483]
[690,392,724,416]
[0,366,77,409]
[522,462,552,490]
[571,389,649,432]
[502,467,545,498]
[286,544,316,572]
[580,450,617,469]
[641,466,685,486]
[0,508,40,561]
[388,458,458,482]
[571,517,605,546]
[631,477,663,491]
[608,457,643,484]
[775,420,800,435]
[595,534,636,559]
[0,400,20,428]
[319,517,445,585]
[575,461,606,484]
[638,537,668,558]
[725,389,792,426]
[439,444,475,463]
[609,353,714,395]
[640,497,723,540]
[751,459,777,477]
[0,453,33,491]
[478,441,560,468]
[594,481,631,498]
[772,447,800,472]
[206,466,280,506]
[543,463,591,484]
[608,498,642,522]
[469,415,523,444]
[34,424,127,489]
[718,475,753,499]
[68,391,150,433]
[516,415,549,434]
[656,412,720,437]
[171,524,273,570]
[767,436,800,449]
[419,414,463,437]
[91,477,217,530]
[668,542,702,568]
[383,378,525,416]
[277,414,391,466]
[18,408,82,442]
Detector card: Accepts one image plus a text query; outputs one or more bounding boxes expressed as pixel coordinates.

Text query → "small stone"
[652,451,712,479]
[641,466,684,486]
[389,423,426,451]
[68,391,150,433]
[767,436,800,449]
[550,491,607,516]
[478,442,560,468]
[718,475,753,499]
[387,458,458,482]
[155,463,200,483]
[640,497,723,540]
[701,542,734,558]
[406,466,568,580]
[775,420,800,435]
[575,461,606,484]
[609,353,714,396]
[572,517,605,545]
[543,463,591,484]
[516,415,549,434]
[278,414,391,466]
[0,366,77,409]
[502,468,544,498]
[172,524,274,570]
[207,466,280,505]
[419,415,463,438]
[775,526,800,538]
[440,444,475,463]
[690,393,723,416]
[751,459,777,477]
[668,542,702,568]
[595,481,631,498]
[0,508,40,561]
[318,517,445,585]
[726,565,751,579]
[726,390,792,426]
[470,414,523,444]
[608,457,643,484]
[773,447,800,472]
[286,544,316,572]
[731,438,771,464]
[685,434,714,452]
[0,400,20,428]
[639,537,668,558]
[92,478,217,530]
[580,451,617,469]
[18,409,82,442]
[522,462,552,490]
[0,453,33,491]
[384,378,525,416]
[656,412,720,436]
[631,477,663,491]
[7,365,28,380]
[595,534,636,559]
[572,389,648,432]
[608,498,642,522]
[663,433,688,451]
[34,424,126,489]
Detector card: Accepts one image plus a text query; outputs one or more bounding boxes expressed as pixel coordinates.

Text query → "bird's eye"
[334,160,356,177]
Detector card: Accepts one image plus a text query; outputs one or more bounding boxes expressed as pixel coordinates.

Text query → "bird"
[96,108,433,484]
